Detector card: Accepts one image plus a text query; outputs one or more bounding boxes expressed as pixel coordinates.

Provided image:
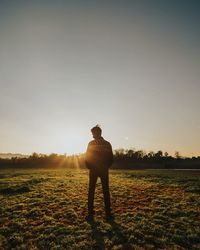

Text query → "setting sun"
[0,1,199,157]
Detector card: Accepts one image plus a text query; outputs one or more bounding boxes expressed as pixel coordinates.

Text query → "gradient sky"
[0,0,199,156]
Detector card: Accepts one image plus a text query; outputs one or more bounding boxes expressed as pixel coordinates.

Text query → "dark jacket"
[85,137,113,170]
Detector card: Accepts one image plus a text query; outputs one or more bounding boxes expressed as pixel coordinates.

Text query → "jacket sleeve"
[107,143,114,167]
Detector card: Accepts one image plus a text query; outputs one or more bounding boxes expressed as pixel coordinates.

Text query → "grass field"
[0,168,200,250]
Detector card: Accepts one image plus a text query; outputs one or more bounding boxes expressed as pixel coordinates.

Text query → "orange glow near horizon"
[0,1,199,158]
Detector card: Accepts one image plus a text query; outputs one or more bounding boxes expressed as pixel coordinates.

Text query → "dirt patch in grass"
[0,185,31,195]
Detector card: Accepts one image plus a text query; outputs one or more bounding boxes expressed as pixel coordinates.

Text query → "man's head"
[91,125,102,139]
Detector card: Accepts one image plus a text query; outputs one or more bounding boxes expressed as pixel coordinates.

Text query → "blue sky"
[0,0,200,156]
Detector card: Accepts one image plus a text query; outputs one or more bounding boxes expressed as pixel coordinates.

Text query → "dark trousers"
[88,168,111,215]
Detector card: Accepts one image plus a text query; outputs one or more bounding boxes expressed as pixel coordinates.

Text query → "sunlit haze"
[0,0,199,156]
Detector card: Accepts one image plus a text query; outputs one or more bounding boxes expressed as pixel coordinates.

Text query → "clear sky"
[0,0,199,156]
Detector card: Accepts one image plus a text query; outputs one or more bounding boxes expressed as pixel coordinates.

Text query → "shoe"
[85,214,94,221]
[105,213,115,221]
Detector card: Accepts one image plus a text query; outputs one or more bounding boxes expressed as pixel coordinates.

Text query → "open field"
[0,168,200,250]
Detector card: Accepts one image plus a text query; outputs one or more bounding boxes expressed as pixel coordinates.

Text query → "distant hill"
[0,153,29,159]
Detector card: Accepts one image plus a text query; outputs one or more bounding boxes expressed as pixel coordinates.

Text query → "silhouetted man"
[85,125,113,220]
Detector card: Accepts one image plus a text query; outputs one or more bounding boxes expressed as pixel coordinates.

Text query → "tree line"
[0,149,199,169]
[113,149,200,169]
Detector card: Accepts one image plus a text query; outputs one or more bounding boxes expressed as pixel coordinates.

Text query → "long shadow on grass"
[88,218,132,250]
[107,219,132,250]
[87,220,105,250]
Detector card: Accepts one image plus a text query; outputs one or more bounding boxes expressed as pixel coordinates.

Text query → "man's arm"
[85,143,92,169]
[108,143,114,167]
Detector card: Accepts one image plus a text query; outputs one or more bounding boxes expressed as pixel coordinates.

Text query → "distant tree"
[148,151,155,158]
[175,151,181,159]
[114,148,125,159]
[164,152,169,157]
[30,152,39,159]
[49,153,58,158]
[11,157,17,164]
[134,150,145,159]
[127,149,134,158]
[155,150,163,158]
